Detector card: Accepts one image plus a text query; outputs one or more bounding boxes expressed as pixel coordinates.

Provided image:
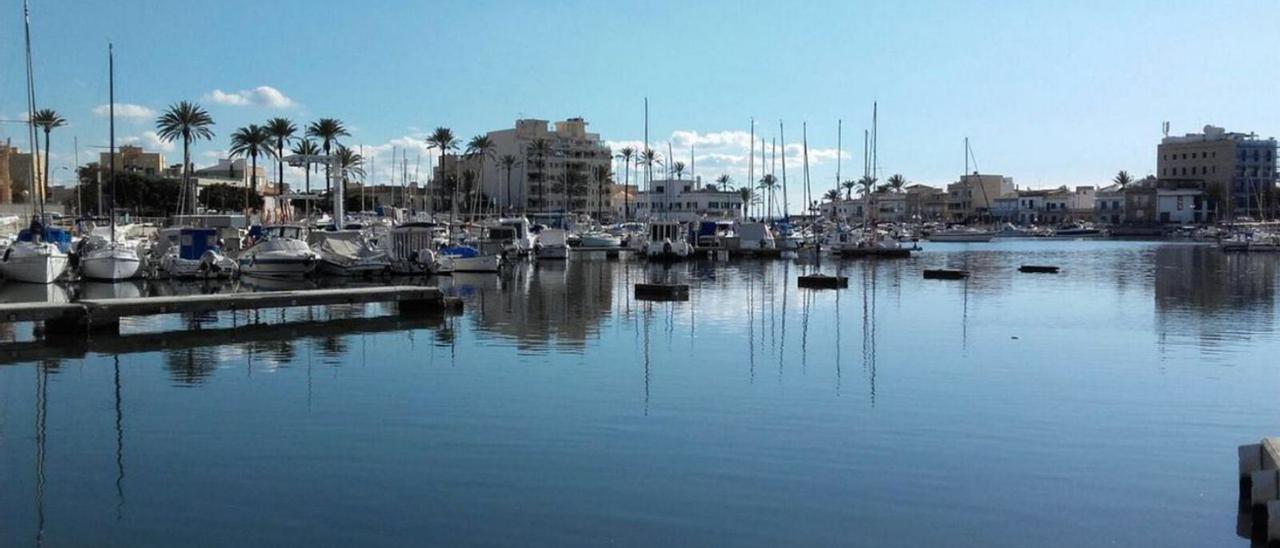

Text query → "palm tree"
[305,118,349,194]
[465,135,496,220]
[616,147,635,220]
[335,145,365,190]
[30,109,66,203]
[823,188,842,202]
[264,117,297,194]
[1114,170,1133,189]
[715,174,732,191]
[591,164,611,221]
[857,175,877,197]
[737,186,755,219]
[673,161,686,180]
[841,180,856,200]
[155,101,215,214]
[526,138,551,212]
[291,138,321,217]
[758,174,778,218]
[460,170,477,214]
[228,124,276,212]
[887,173,907,193]
[427,127,460,219]
[499,154,521,214]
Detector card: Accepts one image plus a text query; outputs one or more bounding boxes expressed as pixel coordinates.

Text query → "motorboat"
[695,220,735,248]
[157,227,237,279]
[385,222,446,274]
[238,225,318,278]
[535,228,570,260]
[0,222,71,284]
[496,217,537,256]
[825,226,914,257]
[308,229,393,276]
[737,222,778,252]
[438,245,501,273]
[578,231,622,248]
[644,221,692,261]
[1053,223,1103,237]
[927,227,995,242]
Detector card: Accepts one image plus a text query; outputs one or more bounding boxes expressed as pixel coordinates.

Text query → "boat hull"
[446,254,501,273]
[927,233,994,243]
[0,244,69,284]
[80,246,142,281]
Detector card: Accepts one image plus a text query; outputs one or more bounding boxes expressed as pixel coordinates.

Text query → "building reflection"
[466,259,615,350]
[1153,245,1277,342]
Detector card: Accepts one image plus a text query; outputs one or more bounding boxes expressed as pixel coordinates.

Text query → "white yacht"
[496,217,537,256]
[644,221,693,261]
[0,223,71,284]
[238,225,319,278]
[737,222,778,252]
[535,228,570,260]
[385,222,446,274]
[438,245,501,273]
[155,227,237,279]
[927,227,995,242]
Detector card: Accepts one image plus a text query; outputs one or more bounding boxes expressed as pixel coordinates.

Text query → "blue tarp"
[179,228,217,260]
[440,246,480,258]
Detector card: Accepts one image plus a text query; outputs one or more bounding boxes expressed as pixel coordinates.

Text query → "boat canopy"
[179,227,218,260]
[18,225,71,253]
[440,245,480,258]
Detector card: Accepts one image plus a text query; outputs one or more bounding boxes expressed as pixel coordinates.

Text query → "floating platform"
[0,286,456,336]
[922,269,969,280]
[797,274,848,289]
[1239,438,1280,542]
[1018,265,1060,273]
[634,283,690,301]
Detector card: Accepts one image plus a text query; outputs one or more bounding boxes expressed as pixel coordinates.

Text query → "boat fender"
[664,242,673,256]
[2,248,10,262]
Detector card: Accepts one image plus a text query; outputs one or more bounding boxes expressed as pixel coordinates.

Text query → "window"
[1192,152,1197,159]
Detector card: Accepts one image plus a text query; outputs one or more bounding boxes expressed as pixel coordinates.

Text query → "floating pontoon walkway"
[0,286,459,335]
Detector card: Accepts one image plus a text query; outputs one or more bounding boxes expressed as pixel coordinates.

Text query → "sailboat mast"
[802,122,810,217]
[748,118,754,218]
[836,119,842,194]
[22,0,44,221]
[779,121,788,220]
[108,43,116,242]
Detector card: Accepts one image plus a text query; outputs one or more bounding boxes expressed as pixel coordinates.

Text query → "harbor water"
[0,240,1276,546]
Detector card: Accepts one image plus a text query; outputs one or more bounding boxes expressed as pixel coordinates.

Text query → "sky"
[2,0,1278,213]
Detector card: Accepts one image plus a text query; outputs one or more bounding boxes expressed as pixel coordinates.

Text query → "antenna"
[1162,121,1170,138]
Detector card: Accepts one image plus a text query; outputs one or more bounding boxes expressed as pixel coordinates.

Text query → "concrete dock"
[0,286,458,335]
[1239,437,1280,542]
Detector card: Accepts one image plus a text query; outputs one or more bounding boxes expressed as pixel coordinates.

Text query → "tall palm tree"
[499,154,521,214]
[823,189,842,202]
[857,175,877,197]
[758,174,778,218]
[715,174,732,191]
[426,127,460,219]
[265,117,297,194]
[841,180,856,200]
[1114,170,1133,189]
[737,186,755,219]
[673,161,686,180]
[228,124,276,211]
[291,138,321,217]
[335,145,365,204]
[526,138,552,213]
[465,135,496,220]
[616,147,635,220]
[887,173,907,193]
[305,118,349,194]
[155,101,215,214]
[460,169,478,214]
[30,109,66,203]
[591,164,611,221]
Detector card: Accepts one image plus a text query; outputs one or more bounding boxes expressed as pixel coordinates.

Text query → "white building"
[467,118,613,215]
[192,159,268,190]
[1095,184,1125,224]
[1156,187,1212,224]
[634,178,742,222]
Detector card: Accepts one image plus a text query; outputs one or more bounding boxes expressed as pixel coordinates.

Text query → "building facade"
[1158,125,1277,218]
[192,159,268,190]
[633,178,742,222]
[96,145,166,176]
[947,174,1014,221]
[435,118,613,216]
[1,142,43,203]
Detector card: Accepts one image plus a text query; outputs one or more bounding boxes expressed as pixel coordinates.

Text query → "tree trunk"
[184,138,193,215]
[42,130,51,206]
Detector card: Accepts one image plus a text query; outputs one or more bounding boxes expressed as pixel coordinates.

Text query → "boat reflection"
[0,281,71,303]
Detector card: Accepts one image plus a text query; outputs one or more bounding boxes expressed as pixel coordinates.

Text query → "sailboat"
[0,0,70,284]
[80,44,143,280]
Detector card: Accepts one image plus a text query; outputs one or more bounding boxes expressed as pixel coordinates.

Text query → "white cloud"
[122,131,176,153]
[92,103,155,120]
[204,86,295,108]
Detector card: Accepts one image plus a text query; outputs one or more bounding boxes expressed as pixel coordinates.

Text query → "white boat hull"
[444,254,501,273]
[318,258,393,276]
[0,244,69,284]
[928,233,994,243]
[80,245,143,281]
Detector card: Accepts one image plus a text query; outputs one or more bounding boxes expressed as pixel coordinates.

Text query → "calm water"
[1,240,1277,547]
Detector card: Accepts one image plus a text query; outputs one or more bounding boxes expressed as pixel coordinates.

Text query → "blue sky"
[2,0,1278,211]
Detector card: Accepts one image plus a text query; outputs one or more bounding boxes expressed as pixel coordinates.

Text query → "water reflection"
[1153,245,1277,347]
